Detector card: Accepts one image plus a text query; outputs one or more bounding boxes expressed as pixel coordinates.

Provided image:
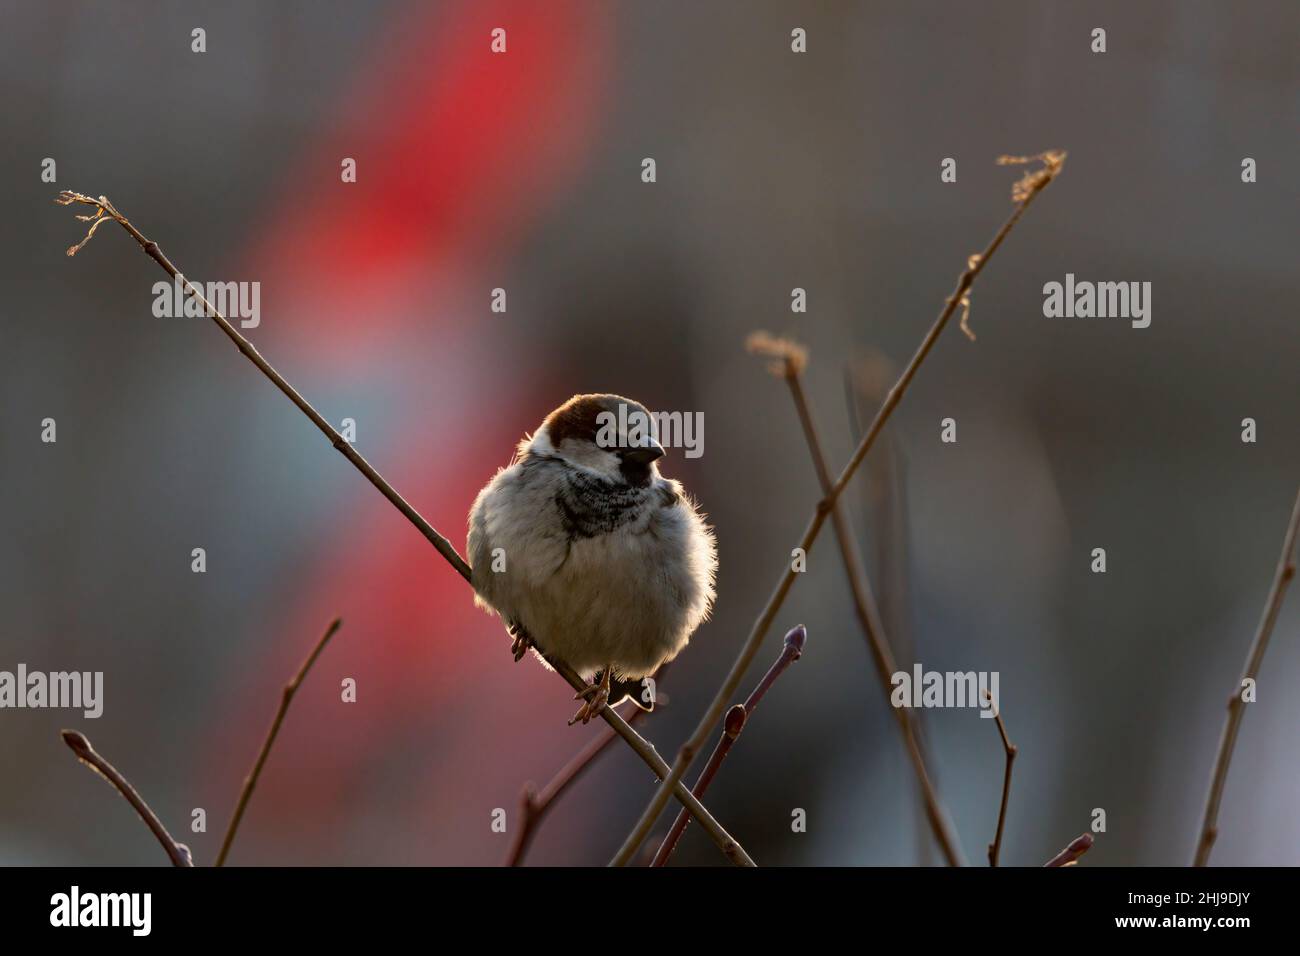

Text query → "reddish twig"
[1193,485,1300,866]
[1043,833,1094,867]
[506,701,649,867]
[61,730,193,867]
[612,151,1065,866]
[508,667,674,866]
[984,689,1016,866]
[650,624,806,867]
[216,617,343,866]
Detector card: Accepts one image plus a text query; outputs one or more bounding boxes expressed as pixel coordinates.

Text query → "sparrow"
[468,394,717,724]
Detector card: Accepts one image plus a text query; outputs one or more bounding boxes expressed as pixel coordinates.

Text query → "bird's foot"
[569,667,612,726]
[508,622,534,663]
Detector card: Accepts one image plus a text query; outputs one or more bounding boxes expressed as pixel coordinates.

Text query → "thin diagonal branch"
[506,701,648,867]
[508,666,674,866]
[55,192,468,577]
[755,341,962,865]
[611,151,1065,866]
[61,730,193,867]
[571,664,752,865]
[651,624,806,867]
[216,616,344,866]
[1044,833,1093,867]
[846,357,934,866]
[984,689,1016,866]
[56,190,752,868]
[1193,485,1300,866]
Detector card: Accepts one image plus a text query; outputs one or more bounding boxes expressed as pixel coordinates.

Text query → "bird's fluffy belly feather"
[468,462,715,679]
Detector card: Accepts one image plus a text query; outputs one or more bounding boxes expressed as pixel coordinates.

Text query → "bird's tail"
[609,672,656,712]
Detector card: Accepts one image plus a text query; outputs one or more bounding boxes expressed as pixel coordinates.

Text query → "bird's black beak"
[622,441,665,465]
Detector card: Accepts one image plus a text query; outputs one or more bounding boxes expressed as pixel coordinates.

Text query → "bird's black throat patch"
[554,468,649,538]
[520,452,669,540]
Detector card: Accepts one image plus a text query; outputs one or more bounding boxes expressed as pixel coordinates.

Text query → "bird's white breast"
[468,459,716,679]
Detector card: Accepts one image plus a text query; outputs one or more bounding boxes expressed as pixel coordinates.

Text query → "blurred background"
[2,0,1298,866]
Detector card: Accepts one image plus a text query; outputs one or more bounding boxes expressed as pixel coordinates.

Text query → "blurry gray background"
[2,0,1297,866]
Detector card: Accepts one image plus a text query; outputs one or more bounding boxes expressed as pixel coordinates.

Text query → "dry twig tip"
[61,730,193,867]
[1044,832,1094,867]
[745,330,808,377]
[649,624,806,867]
[216,616,344,866]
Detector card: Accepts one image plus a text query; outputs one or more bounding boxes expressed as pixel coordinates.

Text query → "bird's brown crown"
[542,393,648,448]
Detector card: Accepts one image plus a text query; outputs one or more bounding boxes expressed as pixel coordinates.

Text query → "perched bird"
[468,394,717,724]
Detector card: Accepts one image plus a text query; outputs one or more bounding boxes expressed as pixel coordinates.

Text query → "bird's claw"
[508,623,534,662]
[568,687,609,726]
[569,668,612,726]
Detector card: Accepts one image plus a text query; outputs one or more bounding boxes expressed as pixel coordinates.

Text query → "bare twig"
[508,667,674,866]
[506,700,648,867]
[611,151,1065,866]
[55,192,468,576]
[216,617,343,866]
[568,662,753,866]
[984,689,1016,866]
[844,356,915,690]
[650,624,806,867]
[56,190,752,868]
[846,357,934,866]
[1193,486,1300,866]
[61,730,193,867]
[754,342,963,865]
[1043,833,1094,867]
